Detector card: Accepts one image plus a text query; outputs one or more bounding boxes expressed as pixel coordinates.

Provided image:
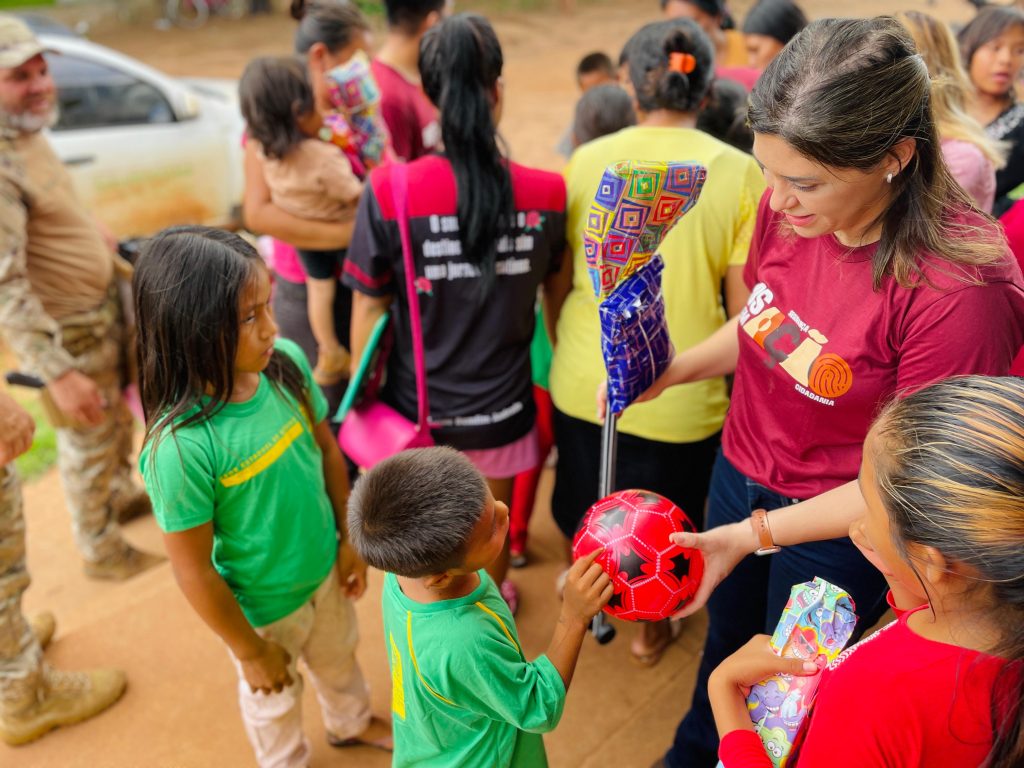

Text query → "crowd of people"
[2,1,1024,767]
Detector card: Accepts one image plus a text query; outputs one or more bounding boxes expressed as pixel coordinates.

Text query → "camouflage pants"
[0,464,44,714]
[51,296,142,563]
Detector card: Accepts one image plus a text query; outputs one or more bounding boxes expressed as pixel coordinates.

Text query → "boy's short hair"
[348,447,488,578]
[573,84,636,146]
[384,0,447,34]
[576,51,615,80]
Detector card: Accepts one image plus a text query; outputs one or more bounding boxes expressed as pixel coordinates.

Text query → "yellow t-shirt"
[550,126,764,443]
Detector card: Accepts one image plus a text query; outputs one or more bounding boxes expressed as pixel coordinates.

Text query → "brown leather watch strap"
[751,508,781,555]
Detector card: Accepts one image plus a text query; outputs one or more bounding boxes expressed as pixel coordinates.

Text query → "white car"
[41,33,245,238]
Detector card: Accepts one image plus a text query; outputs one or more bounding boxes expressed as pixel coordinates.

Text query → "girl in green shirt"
[134,226,390,767]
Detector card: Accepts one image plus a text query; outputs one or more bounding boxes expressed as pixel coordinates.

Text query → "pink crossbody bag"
[337,162,434,468]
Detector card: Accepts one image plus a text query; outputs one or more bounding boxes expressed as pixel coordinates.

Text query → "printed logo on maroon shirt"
[738,281,855,406]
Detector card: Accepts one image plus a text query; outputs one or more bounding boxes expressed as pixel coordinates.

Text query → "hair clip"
[669,52,697,75]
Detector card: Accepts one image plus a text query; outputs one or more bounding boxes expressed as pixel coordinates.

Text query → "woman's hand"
[238,639,293,695]
[337,541,368,599]
[669,519,759,619]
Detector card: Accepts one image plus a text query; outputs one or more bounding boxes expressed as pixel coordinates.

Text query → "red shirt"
[998,199,1024,374]
[370,60,440,163]
[722,193,1024,498]
[721,595,1012,767]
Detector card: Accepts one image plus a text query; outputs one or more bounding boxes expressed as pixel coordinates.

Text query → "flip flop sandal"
[629,619,683,668]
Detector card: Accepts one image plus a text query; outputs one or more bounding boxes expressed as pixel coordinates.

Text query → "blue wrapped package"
[600,256,673,414]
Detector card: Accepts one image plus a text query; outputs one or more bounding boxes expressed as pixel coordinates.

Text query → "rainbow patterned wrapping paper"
[584,160,707,300]
[746,578,858,767]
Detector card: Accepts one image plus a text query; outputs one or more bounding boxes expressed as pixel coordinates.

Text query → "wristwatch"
[751,509,781,556]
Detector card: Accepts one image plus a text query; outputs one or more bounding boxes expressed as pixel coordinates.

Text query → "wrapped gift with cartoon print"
[746,577,857,767]
[322,50,392,171]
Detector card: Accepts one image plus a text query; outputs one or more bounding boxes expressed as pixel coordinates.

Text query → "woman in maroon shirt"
[627,17,1024,768]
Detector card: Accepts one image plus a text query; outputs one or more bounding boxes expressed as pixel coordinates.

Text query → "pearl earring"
[886,172,894,184]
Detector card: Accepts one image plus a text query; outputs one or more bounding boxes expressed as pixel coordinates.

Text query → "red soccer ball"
[572,489,704,622]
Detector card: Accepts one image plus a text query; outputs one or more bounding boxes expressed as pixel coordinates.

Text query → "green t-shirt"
[383,571,565,768]
[140,338,336,628]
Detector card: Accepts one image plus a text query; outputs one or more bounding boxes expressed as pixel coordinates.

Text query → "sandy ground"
[2,0,978,766]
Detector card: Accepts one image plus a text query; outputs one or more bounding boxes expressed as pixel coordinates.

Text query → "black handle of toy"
[591,405,619,643]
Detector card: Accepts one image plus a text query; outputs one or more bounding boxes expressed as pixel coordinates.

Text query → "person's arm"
[709,635,818,740]
[598,315,741,418]
[312,418,367,598]
[542,245,573,346]
[163,523,293,694]
[349,291,391,378]
[242,140,353,250]
[0,390,34,464]
[545,547,613,689]
[668,480,865,619]
[0,173,104,425]
[724,264,749,319]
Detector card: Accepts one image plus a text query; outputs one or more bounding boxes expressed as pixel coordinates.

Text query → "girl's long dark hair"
[874,376,1024,767]
[420,13,512,285]
[134,227,311,450]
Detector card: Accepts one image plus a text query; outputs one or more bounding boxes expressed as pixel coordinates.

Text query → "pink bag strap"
[389,162,430,431]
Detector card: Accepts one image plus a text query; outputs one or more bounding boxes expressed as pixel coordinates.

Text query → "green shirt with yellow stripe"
[141,338,336,628]
[383,570,565,767]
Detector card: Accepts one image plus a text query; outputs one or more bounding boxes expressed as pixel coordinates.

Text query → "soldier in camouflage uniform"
[0,17,162,580]
[0,387,126,745]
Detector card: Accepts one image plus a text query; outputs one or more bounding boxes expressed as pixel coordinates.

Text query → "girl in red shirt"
[709,375,1024,767]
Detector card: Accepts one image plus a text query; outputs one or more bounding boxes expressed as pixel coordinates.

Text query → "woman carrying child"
[240,56,363,387]
[135,228,390,768]
[549,17,764,667]
[624,17,1024,768]
[711,375,1024,767]
[343,13,567,614]
[242,1,372,407]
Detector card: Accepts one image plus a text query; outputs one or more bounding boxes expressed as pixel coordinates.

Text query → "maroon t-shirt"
[343,155,566,450]
[723,192,1024,498]
[370,60,440,163]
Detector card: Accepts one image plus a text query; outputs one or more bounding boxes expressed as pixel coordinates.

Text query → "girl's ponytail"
[420,14,511,288]
[873,376,1024,768]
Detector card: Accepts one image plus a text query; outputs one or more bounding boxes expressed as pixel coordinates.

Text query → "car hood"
[179,77,239,106]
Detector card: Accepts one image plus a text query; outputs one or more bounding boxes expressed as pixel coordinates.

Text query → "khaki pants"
[49,294,141,563]
[229,566,371,768]
[0,464,44,714]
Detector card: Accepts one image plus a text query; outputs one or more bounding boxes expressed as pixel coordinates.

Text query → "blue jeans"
[664,451,890,768]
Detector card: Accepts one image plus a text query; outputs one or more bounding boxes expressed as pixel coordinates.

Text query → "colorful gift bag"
[599,256,673,415]
[746,578,858,767]
[583,160,707,300]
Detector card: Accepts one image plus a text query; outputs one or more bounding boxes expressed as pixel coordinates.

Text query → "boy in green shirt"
[348,446,613,767]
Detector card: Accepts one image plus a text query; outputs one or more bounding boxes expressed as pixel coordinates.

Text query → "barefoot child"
[240,56,363,386]
[347,446,613,767]
[134,227,388,767]
[709,375,1024,767]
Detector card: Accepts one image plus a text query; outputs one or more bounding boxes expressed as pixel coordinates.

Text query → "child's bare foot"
[328,714,393,751]
[313,345,351,386]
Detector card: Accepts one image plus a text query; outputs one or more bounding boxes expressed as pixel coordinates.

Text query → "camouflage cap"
[0,16,47,69]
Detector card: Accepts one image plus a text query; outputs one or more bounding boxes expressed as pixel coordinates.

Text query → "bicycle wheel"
[166,0,209,28]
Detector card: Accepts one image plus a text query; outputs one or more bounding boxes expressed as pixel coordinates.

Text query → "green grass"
[9,392,58,481]
[0,0,56,8]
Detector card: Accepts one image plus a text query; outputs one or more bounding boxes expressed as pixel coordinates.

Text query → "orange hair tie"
[669,52,697,75]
